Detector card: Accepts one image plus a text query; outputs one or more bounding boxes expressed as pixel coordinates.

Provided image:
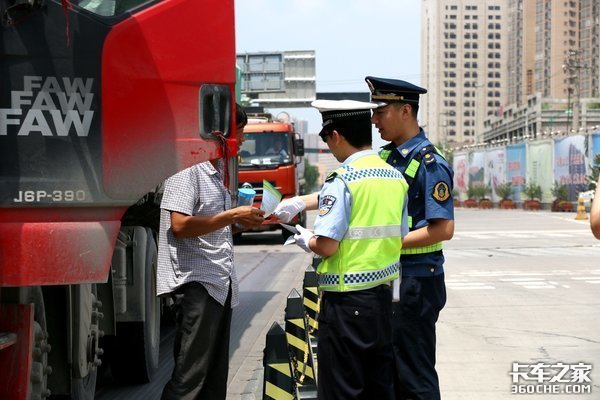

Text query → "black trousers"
[393,274,446,400]
[161,282,232,400]
[318,285,395,400]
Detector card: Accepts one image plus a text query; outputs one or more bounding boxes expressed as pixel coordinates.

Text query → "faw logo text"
[0,76,95,137]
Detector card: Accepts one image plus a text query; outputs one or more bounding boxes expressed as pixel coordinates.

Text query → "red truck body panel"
[102,0,235,199]
[0,0,236,286]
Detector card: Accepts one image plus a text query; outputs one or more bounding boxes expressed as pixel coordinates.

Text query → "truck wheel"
[70,284,102,400]
[3,287,52,399]
[109,228,160,383]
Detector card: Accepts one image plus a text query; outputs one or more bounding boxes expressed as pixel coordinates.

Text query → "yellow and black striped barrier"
[263,322,297,400]
[285,289,317,389]
[302,265,319,338]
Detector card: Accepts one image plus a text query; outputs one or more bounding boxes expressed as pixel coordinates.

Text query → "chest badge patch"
[432,181,450,202]
[319,195,337,217]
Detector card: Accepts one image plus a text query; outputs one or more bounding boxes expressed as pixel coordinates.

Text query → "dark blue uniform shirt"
[380,129,454,275]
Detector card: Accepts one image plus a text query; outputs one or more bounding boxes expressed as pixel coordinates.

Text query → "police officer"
[366,76,454,400]
[292,99,409,400]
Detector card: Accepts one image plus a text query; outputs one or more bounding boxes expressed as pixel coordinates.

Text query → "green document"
[261,180,282,217]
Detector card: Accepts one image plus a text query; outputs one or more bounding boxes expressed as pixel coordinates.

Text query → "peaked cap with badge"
[365,76,427,106]
[311,99,377,136]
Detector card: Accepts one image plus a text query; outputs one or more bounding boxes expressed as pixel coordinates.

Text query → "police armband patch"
[319,195,337,217]
[432,181,450,202]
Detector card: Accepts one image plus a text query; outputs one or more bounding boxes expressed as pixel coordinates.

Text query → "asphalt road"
[96,209,600,399]
[96,229,312,400]
[439,209,600,399]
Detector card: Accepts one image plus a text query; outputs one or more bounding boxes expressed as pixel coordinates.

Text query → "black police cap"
[365,76,427,105]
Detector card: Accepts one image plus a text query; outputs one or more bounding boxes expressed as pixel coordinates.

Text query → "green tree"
[304,160,319,193]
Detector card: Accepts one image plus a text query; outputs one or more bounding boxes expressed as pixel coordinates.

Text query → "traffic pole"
[575,196,588,220]
[263,322,297,400]
[285,289,317,389]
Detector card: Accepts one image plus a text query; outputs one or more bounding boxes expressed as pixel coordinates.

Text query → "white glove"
[273,197,306,223]
[294,224,315,253]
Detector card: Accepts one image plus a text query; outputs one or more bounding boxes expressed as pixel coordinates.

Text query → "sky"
[234,0,422,147]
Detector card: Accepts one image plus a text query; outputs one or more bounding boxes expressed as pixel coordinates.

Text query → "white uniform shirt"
[156,161,238,307]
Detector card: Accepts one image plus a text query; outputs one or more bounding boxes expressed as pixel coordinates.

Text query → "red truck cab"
[238,114,306,239]
[0,0,236,398]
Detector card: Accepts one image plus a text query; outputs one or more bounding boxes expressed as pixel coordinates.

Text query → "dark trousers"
[393,274,446,400]
[161,282,232,400]
[318,285,395,400]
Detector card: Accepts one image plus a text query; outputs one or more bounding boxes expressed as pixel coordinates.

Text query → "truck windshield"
[73,0,156,17]
[239,133,291,167]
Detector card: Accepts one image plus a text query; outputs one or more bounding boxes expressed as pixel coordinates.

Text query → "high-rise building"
[506,0,536,107]
[580,0,600,99]
[507,0,580,105]
[421,0,507,146]
[482,0,600,142]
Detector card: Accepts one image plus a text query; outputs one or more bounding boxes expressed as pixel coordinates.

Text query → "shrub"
[550,182,568,201]
[496,182,513,200]
[523,182,542,200]
[468,183,491,200]
[467,183,477,200]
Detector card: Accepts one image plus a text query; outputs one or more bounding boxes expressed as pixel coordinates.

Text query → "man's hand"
[273,197,306,223]
[232,206,265,229]
[294,225,315,253]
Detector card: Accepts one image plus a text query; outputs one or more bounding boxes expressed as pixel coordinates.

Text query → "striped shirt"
[156,161,238,307]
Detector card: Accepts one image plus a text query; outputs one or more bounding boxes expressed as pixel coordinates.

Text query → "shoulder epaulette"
[325,171,337,182]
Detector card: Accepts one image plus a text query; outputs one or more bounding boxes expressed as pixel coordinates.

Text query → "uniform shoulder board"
[417,144,437,166]
[325,171,338,182]
[325,167,347,182]
[423,152,437,165]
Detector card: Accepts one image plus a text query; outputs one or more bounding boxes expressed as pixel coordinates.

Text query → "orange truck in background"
[238,113,306,240]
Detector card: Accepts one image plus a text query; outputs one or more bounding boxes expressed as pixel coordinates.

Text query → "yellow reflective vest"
[318,153,408,292]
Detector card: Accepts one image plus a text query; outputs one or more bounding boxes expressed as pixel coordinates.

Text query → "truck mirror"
[294,139,305,157]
